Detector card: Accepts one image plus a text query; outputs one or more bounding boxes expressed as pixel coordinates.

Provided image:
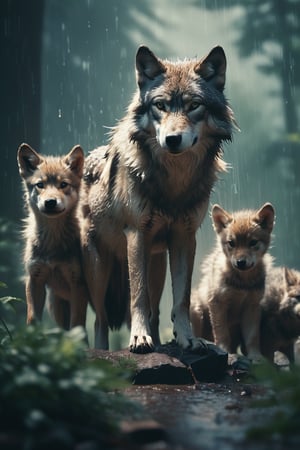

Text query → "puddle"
[123,383,300,450]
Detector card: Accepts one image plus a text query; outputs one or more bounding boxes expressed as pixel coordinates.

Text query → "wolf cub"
[190,203,275,365]
[18,143,89,331]
[260,266,300,364]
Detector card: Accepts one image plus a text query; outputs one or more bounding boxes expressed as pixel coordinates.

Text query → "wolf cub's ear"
[64,145,84,178]
[136,45,166,87]
[255,203,275,232]
[211,204,232,233]
[284,267,298,287]
[195,46,226,91]
[17,143,42,178]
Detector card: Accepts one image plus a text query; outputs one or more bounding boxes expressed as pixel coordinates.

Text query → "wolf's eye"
[189,101,201,111]
[36,182,44,189]
[249,239,258,247]
[154,101,166,111]
[228,240,235,248]
[60,181,68,189]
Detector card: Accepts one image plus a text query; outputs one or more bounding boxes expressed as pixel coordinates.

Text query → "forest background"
[1,0,300,345]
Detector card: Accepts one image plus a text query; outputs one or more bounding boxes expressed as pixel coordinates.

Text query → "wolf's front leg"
[126,228,154,353]
[241,302,264,364]
[81,238,110,349]
[169,228,207,351]
[208,295,232,352]
[148,252,167,346]
[70,282,89,330]
[26,275,46,324]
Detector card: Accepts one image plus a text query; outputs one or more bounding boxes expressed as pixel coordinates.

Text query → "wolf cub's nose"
[45,199,57,210]
[165,134,182,151]
[236,259,247,271]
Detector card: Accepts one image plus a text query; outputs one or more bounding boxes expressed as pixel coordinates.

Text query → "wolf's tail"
[105,257,130,330]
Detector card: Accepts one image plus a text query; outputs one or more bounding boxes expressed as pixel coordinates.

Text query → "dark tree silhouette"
[0,0,162,294]
[0,0,45,220]
[197,0,300,134]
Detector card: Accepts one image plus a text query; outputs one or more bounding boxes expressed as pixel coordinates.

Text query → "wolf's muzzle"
[165,134,182,152]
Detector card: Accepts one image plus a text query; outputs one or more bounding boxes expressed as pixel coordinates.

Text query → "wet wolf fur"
[190,203,275,365]
[260,266,300,364]
[18,143,89,330]
[81,45,237,352]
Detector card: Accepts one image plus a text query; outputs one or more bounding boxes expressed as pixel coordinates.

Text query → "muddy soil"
[123,382,300,450]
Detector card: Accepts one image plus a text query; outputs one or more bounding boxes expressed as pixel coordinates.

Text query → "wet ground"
[123,382,300,450]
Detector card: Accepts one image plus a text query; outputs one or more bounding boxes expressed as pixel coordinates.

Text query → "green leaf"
[0,296,24,304]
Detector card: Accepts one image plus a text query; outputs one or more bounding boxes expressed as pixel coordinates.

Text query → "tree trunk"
[275,0,298,134]
[0,0,44,220]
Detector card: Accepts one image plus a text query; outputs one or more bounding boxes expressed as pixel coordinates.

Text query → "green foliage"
[0,218,23,297]
[0,283,25,343]
[248,362,300,439]
[0,324,135,448]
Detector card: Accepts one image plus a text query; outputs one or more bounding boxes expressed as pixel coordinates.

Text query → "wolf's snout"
[235,259,248,271]
[165,134,182,151]
[45,198,57,210]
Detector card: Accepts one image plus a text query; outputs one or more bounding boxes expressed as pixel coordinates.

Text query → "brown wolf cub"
[17,143,89,330]
[190,203,275,365]
[260,266,300,364]
[81,45,237,352]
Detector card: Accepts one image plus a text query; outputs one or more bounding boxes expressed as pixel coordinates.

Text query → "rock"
[88,348,194,384]
[120,419,168,445]
[88,341,228,384]
[179,343,228,382]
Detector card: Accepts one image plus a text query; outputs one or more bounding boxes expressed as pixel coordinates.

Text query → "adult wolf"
[81,45,237,352]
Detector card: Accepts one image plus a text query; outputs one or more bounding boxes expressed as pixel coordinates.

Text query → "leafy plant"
[0,282,25,342]
[0,324,135,449]
[248,361,300,439]
[0,218,24,298]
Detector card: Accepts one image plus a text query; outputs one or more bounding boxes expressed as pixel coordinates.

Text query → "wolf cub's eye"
[228,240,235,248]
[60,181,68,189]
[249,239,258,247]
[36,182,44,189]
[154,101,166,111]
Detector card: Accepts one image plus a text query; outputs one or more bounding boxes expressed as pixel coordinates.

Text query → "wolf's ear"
[136,45,166,87]
[284,267,298,287]
[255,203,275,232]
[64,145,84,178]
[212,204,232,233]
[195,46,226,91]
[17,143,42,178]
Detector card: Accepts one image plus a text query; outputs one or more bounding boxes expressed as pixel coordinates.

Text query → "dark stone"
[120,419,168,445]
[132,352,194,385]
[88,348,194,385]
[155,341,228,382]
[88,341,228,384]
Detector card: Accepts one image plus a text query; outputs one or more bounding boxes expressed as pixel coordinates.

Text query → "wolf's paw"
[248,352,265,365]
[228,353,240,367]
[129,334,154,354]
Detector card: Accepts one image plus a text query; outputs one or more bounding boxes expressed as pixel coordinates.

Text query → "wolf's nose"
[45,199,57,210]
[165,134,182,151]
[236,259,247,270]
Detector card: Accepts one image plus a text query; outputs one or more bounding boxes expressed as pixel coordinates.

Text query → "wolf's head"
[212,203,275,272]
[133,45,237,155]
[17,143,84,218]
[280,268,300,324]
